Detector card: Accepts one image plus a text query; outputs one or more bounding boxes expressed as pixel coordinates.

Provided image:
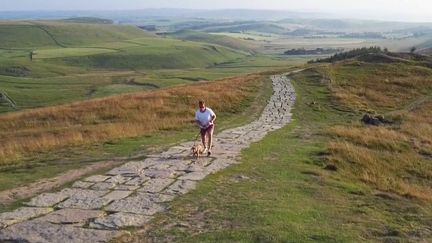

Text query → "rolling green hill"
[167,30,257,53]
[0,21,152,49]
[61,17,114,24]
[190,22,287,34]
[54,37,246,69]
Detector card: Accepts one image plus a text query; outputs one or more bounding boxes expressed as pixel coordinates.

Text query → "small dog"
[191,144,205,159]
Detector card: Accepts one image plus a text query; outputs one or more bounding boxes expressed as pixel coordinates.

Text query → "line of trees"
[309,46,386,63]
[284,48,343,55]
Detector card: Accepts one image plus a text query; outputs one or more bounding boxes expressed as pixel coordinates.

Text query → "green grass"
[33,47,117,59]
[0,21,151,49]
[116,68,432,242]
[167,30,257,53]
[55,37,246,70]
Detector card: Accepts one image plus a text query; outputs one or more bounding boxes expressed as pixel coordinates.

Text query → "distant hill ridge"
[311,47,432,67]
[61,17,114,24]
[0,21,151,48]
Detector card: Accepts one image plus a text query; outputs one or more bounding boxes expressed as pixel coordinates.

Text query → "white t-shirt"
[195,108,216,128]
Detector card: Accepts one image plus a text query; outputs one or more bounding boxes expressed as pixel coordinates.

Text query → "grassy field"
[117,56,432,242]
[0,21,311,114]
[167,30,258,53]
[33,47,117,59]
[0,21,152,49]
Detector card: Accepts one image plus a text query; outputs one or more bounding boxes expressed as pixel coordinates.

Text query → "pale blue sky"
[1,0,431,21]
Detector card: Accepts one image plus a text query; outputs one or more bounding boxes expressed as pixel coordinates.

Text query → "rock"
[361,114,393,126]
[91,182,116,191]
[106,161,155,176]
[324,164,338,171]
[103,191,133,201]
[105,175,131,184]
[83,175,110,183]
[25,192,69,207]
[60,188,109,200]
[72,181,95,189]
[105,194,165,215]
[361,114,379,125]
[36,209,106,226]
[0,220,119,243]
[124,177,149,186]
[90,212,152,229]
[144,169,177,179]
[57,197,112,210]
[138,178,175,193]
[106,167,140,177]
[114,185,140,191]
[0,207,53,228]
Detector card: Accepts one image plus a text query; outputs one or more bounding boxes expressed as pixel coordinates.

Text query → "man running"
[195,100,216,156]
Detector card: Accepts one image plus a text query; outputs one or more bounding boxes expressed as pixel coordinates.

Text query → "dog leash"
[193,130,201,146]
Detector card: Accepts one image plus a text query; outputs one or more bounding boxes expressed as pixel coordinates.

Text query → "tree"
[410,47,417,53]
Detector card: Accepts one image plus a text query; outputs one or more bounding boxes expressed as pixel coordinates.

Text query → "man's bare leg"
[207,126,214,155]
[201,133,207,150]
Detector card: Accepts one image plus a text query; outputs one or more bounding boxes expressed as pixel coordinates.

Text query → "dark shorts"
[200,124,214,136]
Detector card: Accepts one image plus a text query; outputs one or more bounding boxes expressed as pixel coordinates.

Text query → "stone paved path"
[0,74,296,242]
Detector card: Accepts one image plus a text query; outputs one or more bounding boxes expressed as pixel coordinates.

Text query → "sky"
[1,0,432,22]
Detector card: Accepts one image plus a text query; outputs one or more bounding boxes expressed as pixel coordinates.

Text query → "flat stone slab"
[106,167,140,177]
[72,181,95,189]
[0,220,119,243]
[124,177,148,186]
[114,185,140,191]
[105,194,165,215]
[91,182,117,191]
[107,161,155,176]
[90,212,152,230]
[105,175,131,184]
[103,191,133,201]
[83,175,110,183]
[138,178,175,193]
[36,209,106,226]
[143,169,177,179]
[57,197,112,210]
[24,192,69,207]
[58,188,109,201]
[0,207,53,229]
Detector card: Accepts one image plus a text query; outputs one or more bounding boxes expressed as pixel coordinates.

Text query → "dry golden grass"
[324,62,432,200]
[0,74,264,164]
[322,62,432,111]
